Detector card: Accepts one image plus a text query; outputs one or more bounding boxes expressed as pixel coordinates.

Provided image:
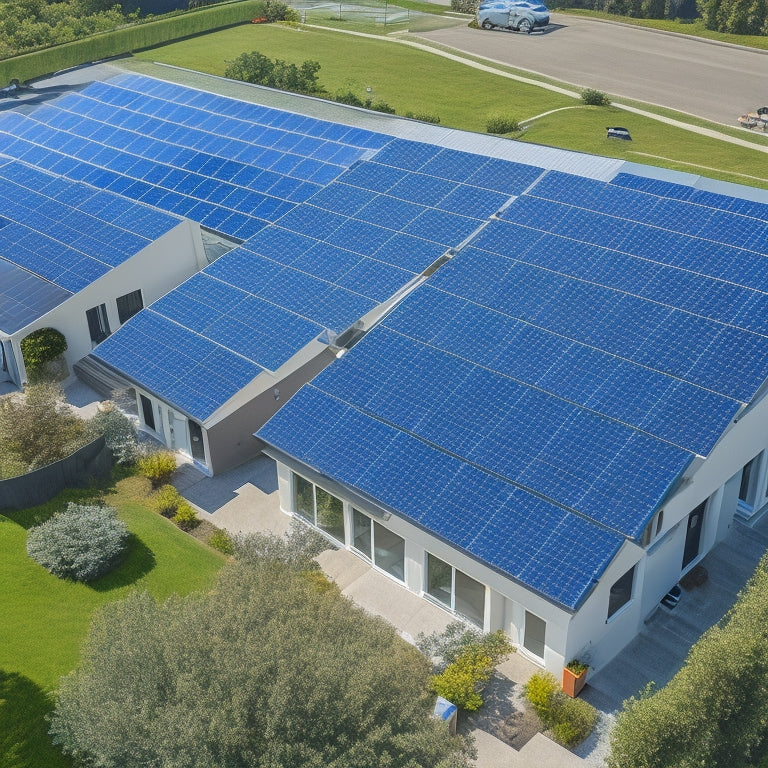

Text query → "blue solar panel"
[257,384,625,609]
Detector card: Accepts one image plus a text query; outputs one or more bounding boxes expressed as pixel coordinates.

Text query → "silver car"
[477,0,550,33]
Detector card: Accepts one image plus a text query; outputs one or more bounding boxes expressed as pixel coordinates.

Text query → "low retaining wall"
[0,437,112,511]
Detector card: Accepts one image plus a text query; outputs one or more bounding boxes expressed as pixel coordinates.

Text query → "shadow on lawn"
[89,533,156,592]
[0,670,71,768]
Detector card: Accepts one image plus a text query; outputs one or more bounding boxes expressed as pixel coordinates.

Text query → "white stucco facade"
[266,383,768,676]
[1,220,205,387]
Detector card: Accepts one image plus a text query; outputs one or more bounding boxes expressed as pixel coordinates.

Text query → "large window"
[294,476,344,543]
[425,552,485,627]
[608,565,636,620]
[352,508,405,582]
[86,304,111,344]
[116,289,143,325]
[523,611,546,659]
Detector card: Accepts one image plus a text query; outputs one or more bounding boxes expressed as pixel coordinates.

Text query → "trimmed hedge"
[0,0,268,85]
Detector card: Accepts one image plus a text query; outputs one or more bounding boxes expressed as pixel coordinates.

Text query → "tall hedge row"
[0,0,266,85]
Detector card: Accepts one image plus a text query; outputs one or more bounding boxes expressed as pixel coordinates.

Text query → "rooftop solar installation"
[0,73,387,241]
[0,258,72,334]
[257,384,625,610]
[0,155,179,312]
[257,166,768,607]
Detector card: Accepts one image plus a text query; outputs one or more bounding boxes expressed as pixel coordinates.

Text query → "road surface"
[415,15,768,125]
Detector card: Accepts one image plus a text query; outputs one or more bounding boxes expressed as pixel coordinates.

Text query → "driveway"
[414,15,768,125]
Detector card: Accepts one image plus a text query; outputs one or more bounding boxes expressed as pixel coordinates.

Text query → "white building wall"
[10,221,203,382]
[274,460,575,673]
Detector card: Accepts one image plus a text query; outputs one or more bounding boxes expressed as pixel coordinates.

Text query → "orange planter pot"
[562,666,588,698]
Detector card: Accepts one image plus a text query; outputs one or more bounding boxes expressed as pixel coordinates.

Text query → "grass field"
[0,474,225,768]
[132,23,768,189]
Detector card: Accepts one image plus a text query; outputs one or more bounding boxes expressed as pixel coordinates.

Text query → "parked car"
[477,0,550,33]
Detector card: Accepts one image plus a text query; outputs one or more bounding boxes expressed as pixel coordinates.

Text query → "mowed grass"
[1,474,225,768]
[133,24,768,188]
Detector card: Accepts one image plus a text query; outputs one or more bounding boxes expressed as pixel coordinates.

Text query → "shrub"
[207,528,234,554]
[86,402,142,464]
[172,501,199,531]
[137,450,177,487]
[0,382,85,470]
[152,484,183,517]
[262,0,298,21]
[225,51,322,94]
[234,520,331,571]
[403,111,441,124]
[581,88,611,106]
[26,503,128,582]
[451,0,478,12]
[19,328,67,377]
[417,621,514,672]
[552,697,598,747]
[370,99,396,114]
[523,671,598,748]
[430,646,494,711]
[485,113,520,134]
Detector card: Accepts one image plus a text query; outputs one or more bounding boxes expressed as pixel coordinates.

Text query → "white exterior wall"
[274,460,574,673]
[9,221,203,382]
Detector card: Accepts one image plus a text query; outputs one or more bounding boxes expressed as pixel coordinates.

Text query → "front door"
[682,501,706,570]
[167,409,189,454]
[188,420,206,462]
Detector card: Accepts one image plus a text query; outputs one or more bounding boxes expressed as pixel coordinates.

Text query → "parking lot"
[415,14,768,125]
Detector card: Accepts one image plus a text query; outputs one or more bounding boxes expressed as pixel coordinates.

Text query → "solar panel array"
[258,166,768,608]
[258,384,625,609]
[93,136,543,421]
[0,156,179,332]
[0,74,388,241]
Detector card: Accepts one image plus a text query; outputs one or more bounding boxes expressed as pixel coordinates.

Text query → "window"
[293,475,344,544]
[86,304,111,344]
[116,289,143,325]
[642,509,665,546]
[139,394,155,431]
[608,565,636,620]
[523,611,546,659]
[740,455,759,506]
[425,553,485,627]
[351,507,405,582]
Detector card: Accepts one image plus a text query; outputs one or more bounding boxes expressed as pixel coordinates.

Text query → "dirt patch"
[460,671,543,750]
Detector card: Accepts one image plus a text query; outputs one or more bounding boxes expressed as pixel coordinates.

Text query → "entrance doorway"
[682,501,706,570]
[188,420,206,462]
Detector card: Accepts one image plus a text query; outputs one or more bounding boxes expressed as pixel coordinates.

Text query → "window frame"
[292,474,345,545]
[350,506,406,583]
[86,303,111,345]
[607,565,636,622]
[424,551,485,628]
[116,289,144,325]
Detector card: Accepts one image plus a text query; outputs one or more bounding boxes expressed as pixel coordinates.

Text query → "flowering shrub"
[137,450,177,487]
[86,402,142,464]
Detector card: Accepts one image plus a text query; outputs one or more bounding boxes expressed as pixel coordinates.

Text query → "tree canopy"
[50,557,473,768]
[608,550,768,768]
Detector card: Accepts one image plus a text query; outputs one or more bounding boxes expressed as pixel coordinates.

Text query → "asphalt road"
[415,15,768,125]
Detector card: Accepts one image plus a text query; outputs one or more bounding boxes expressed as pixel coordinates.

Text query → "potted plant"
[562,659,588,698]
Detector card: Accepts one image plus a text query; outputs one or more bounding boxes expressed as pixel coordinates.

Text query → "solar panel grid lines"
[526,171,768,254]
[257,383,626,607]
[377,287,739,457]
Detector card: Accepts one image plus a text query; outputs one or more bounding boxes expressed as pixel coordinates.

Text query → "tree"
[50,559,473,768]
[608,550,768,768]
[0,382,84,470]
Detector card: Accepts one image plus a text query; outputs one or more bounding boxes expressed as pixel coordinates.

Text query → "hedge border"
[0,0,267,85]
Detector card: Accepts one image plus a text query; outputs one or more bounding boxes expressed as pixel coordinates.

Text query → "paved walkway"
[171,455,584,768]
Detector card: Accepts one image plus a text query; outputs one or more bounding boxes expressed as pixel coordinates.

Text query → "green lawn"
[132,24,768,189]
[1,474,225,768]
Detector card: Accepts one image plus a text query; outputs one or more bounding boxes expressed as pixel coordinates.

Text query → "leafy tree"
[85,401,143,464]
[49,560,473,768]
[0,382,85,470]
[608,549,768,768]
